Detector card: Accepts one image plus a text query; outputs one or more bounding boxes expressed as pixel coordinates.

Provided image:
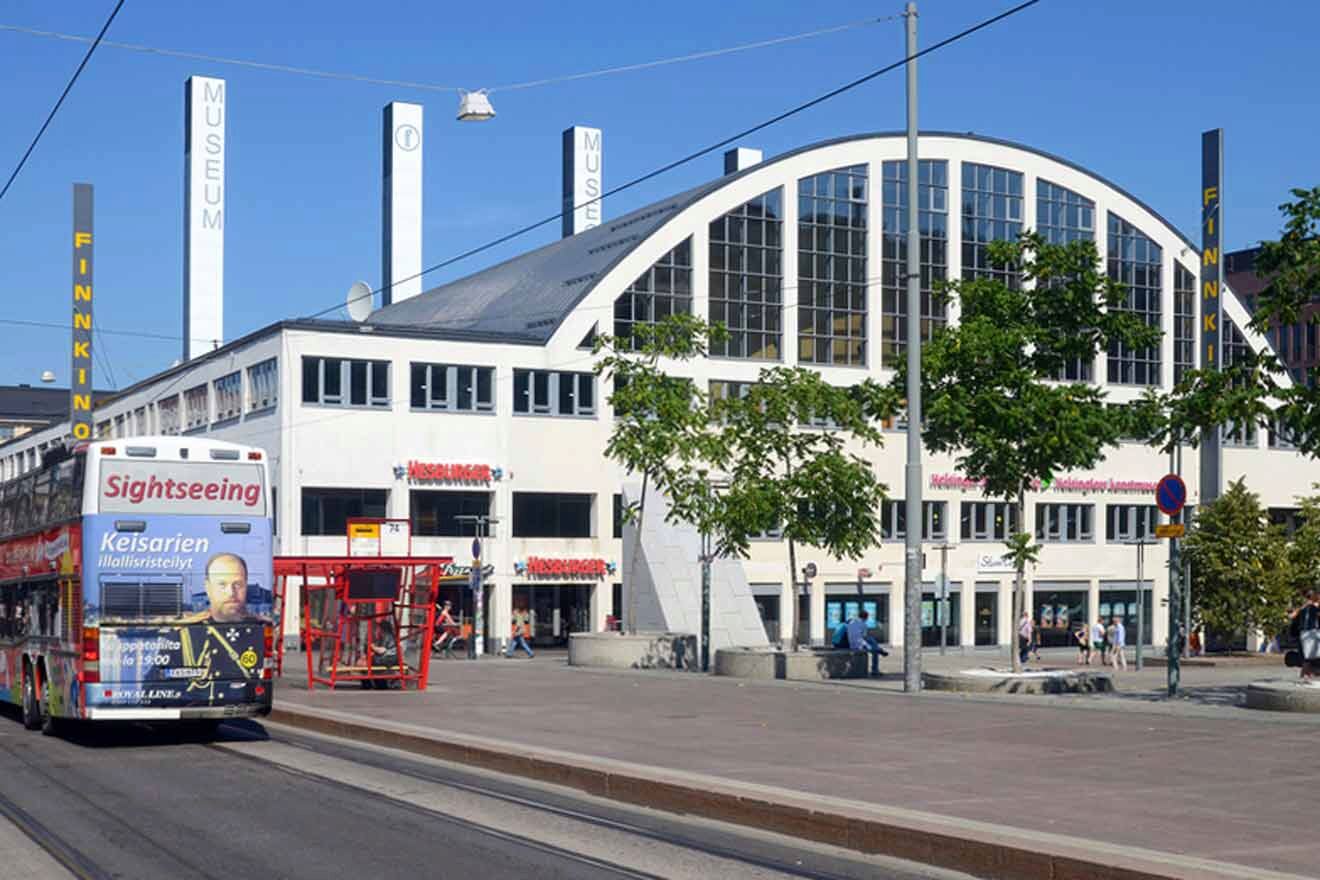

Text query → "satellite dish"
[346,281,373,322]
[40,370,56,383]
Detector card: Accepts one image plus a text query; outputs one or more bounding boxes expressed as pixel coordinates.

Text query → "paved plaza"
[276,647,1317,878]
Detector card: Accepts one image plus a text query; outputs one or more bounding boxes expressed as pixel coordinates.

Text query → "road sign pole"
[1135,539,1145,671]
[1168,445,1181,697]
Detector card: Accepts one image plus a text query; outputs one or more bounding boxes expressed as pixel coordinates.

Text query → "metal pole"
[902,0,923,694]
[1135,539,1145,671]
[475,519,486,658]
[701,530,711,672]
[938,543,949,656]
[1168,443,1181,697]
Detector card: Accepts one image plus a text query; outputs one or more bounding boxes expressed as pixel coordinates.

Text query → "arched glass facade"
[796,166,868,366]
[709,189,784,360]
[961,162,1024,288]
[1105,213,1163,386]
[880,159,947,364]
[613,238,693,350]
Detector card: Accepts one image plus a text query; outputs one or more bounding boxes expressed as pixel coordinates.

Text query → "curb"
[266,703,1298,880]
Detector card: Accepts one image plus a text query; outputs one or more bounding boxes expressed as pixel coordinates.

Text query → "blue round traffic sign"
[1155,474,1187,516]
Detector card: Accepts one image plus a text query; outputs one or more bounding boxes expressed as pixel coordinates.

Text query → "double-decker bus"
[0,437,274,733]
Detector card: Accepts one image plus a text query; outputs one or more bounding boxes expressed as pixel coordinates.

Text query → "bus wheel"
[21,667,41,731]
[40,680,60,737]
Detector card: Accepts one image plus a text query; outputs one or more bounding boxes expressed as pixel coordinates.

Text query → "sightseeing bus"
[0,437,274,732]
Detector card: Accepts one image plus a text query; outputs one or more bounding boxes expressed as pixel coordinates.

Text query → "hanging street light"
[456,90,496,122]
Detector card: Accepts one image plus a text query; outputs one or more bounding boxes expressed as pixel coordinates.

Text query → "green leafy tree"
[1182,479,1295,646]
[1158,187,1320,455]
[898,233,1161,671]
[593,315,724,632]
[596,316,899,648]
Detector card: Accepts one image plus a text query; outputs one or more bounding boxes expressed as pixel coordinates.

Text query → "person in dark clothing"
[1288,591,1320,679]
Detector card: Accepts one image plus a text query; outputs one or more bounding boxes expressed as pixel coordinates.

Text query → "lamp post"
[456,514,499,658]
[933,541,955,655]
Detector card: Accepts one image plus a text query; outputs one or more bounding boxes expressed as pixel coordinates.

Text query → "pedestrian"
[1018,611,1033,666]
[1091,619,1107,665]
[1108,616,1128,671]
[1074,622,1091,665]
[1288,590,1320,679]
[432,600,457,656]
[1029,622,1043,662]
[846,610,887,676]
[505,608,534,659]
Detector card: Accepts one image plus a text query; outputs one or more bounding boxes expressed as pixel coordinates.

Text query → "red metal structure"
[272,549,452,691]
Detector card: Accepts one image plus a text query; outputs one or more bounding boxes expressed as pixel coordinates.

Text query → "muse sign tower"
[183,76,226,362]
[382,102,423,306]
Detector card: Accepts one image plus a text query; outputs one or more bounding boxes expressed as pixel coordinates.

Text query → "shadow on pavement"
[0,702,270,748]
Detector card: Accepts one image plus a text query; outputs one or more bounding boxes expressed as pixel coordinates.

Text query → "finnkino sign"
[929,474,1159,495]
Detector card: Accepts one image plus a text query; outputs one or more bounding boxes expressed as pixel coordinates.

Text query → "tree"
[1182,479,1295,647]
[595,315,898,648]
[1159,187,1320,456]
[898,234,1161,671]
[593,315,723,633]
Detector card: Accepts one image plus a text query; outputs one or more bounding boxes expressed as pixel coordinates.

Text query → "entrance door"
[513,584,593,647]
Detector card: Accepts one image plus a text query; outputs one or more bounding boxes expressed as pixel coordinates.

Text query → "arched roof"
[367,131,1214,345]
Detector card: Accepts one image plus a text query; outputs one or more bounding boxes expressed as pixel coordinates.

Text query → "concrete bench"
[714,647,874,681]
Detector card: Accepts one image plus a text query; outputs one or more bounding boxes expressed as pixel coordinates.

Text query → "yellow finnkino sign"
[71,183,94,442]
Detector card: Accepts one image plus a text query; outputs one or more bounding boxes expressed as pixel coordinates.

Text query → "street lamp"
[696,477,730,672]
[457,90,496,121]
[456,513,500,658]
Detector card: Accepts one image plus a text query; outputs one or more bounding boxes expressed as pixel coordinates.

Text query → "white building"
[5,131,1314,653]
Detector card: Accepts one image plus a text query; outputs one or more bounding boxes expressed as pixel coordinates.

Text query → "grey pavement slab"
[276,651,1314,877]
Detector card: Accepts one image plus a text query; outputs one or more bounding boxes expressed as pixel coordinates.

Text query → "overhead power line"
[0,15,894,97]
[0,0,126,204]
[310,0,1042,322]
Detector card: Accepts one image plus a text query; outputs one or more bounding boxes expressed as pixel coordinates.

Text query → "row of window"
[299,488,1169,546]
[88,357,279,441]
[878,500,1164,543]
[300,488,597,538]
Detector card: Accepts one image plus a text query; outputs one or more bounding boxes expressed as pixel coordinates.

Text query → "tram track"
[215,722,909,880]
[0,732,228,880]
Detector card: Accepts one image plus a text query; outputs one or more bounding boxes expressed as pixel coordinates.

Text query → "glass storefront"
[921,588,960,647]
[1098,585,1153,646]
[1033,585,1088,648]
[974,588,998,646]
[824,591,890,643]
[512,584,593,647]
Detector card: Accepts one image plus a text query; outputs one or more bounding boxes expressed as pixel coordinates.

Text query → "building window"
[614,238,693,350]
[1221,317,1257,446]
[302,357,390,408]
[1038,180,1096,381]
[1269,413,1299,449]
[301,488,387,536]
[247,358,278,413]
[512,492,594,538]
[410,363,495,413]
[797,165,868,366]
[214,371,242,421]
[1105,504,1159,542]
[95,419,111,439]
[184,384,209,431]
[1037,179,1094,246]
[410,490,493,537]
[1174,263,1196,384]
[613,493,624,539]
[1035,503,1095,542]
[880,500,947,541]
[708,380,754,404]
[1106,213,1162,386]
[513,370,595,417]
[881,159,948,364]
[962,162,1024,288]
[709,188,784,360]
[749,523,784,541]
[133,408,148,435]
[960,502,1019,541]
[157,396,180,435]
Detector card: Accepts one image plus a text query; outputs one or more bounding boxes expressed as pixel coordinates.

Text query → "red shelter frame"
[272,553,452,691]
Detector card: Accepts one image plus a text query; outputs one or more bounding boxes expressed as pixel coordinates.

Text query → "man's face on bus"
[204,555,248,622]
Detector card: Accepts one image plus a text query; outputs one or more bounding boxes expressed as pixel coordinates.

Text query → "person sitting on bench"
[846,610,888,676]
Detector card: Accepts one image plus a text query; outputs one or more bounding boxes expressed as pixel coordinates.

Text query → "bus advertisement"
[0,438,274,732]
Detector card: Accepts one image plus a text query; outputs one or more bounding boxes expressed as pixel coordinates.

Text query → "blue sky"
[1,0,1315,389]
